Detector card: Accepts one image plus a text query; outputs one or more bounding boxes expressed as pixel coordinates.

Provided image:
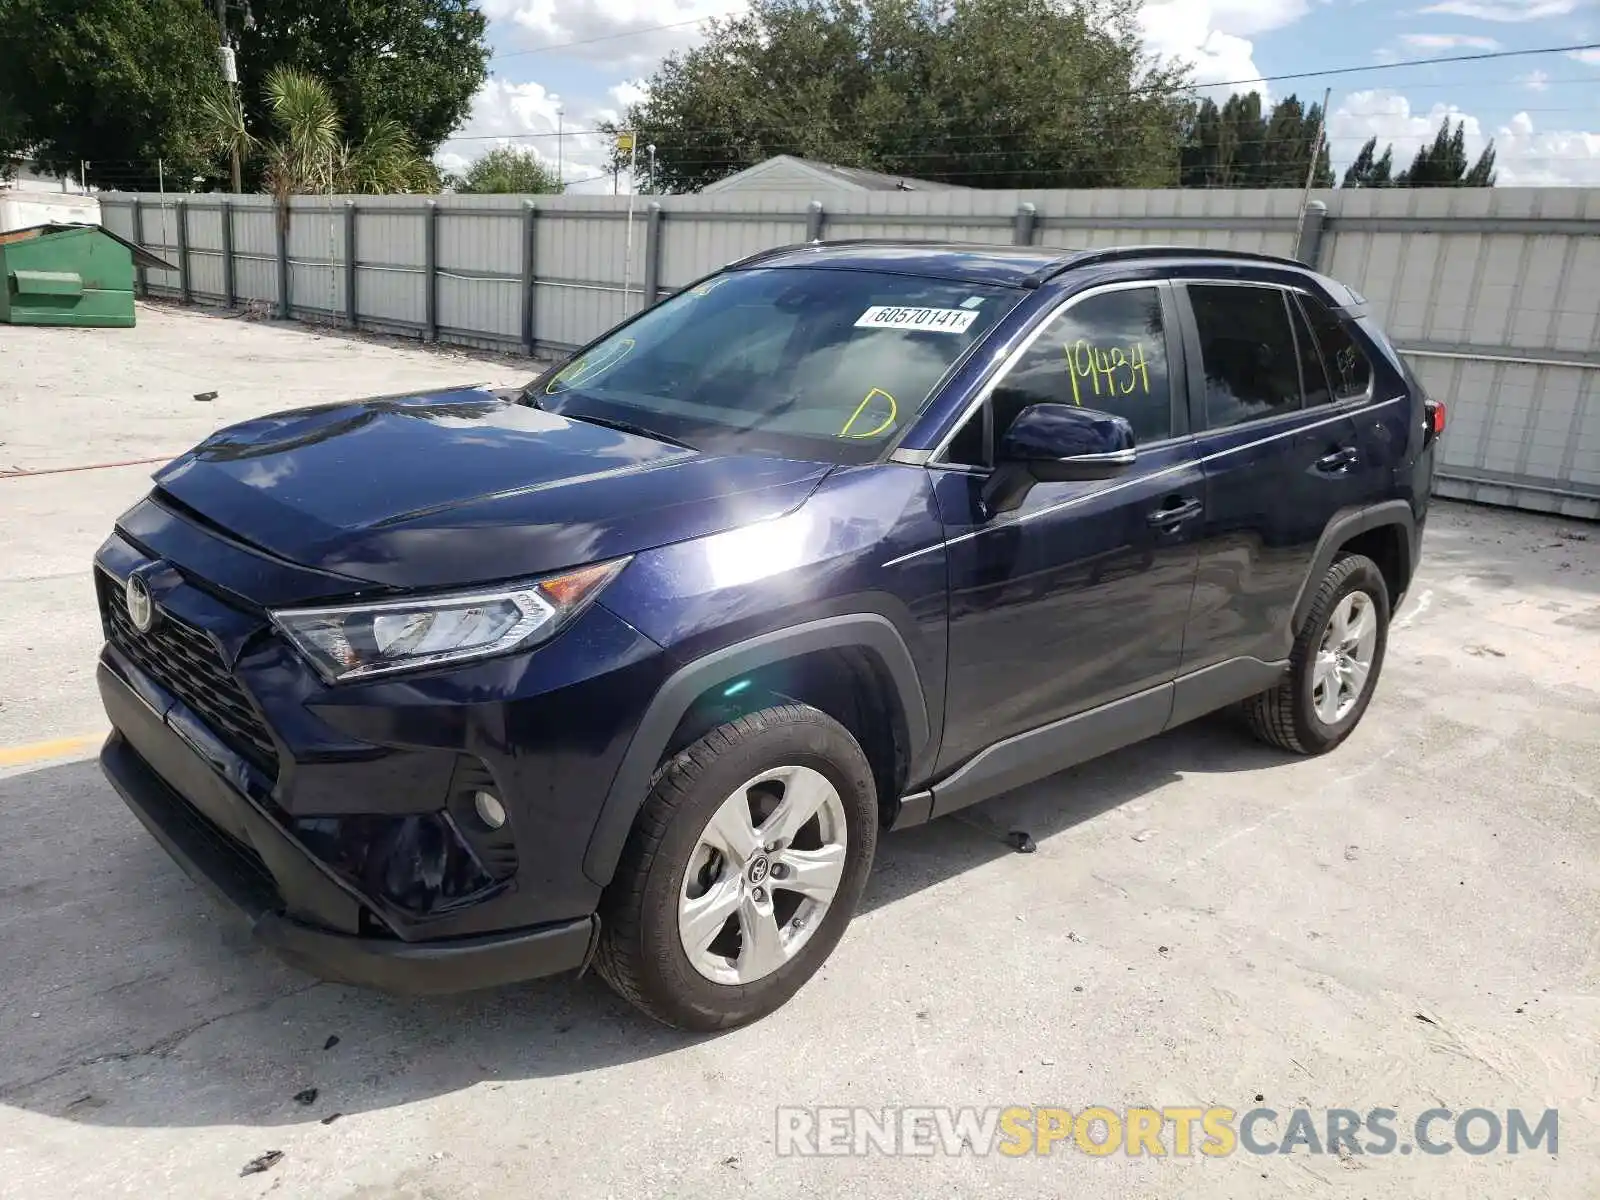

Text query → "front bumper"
[93,504,672,991]
[99,661,597,993]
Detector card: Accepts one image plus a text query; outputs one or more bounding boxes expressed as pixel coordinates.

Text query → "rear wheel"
[595,704,878,1030]
[1242,553,1390,755]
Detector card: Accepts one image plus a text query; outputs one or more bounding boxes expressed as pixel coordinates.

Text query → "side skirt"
[891,656,1288,829]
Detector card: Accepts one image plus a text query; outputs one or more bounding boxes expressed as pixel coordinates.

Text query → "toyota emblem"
[125,574,157,633]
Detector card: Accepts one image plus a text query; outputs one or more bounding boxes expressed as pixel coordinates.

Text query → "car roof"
[730,239,1321,291]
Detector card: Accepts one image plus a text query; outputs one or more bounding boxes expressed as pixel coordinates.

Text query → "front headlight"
[271,559,629,683]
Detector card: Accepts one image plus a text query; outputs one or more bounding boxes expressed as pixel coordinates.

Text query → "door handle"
[1147,496,1203,529]
[1316,446,1359,472]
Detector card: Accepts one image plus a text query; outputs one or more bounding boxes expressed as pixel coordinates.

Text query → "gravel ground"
[0,304,1596,1199]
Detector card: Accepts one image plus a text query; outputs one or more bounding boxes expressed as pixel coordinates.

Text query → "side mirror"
[982,403,1136,516]
[1001,403,1136,480]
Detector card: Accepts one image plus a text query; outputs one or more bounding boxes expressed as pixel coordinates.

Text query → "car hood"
[152,387,834,591]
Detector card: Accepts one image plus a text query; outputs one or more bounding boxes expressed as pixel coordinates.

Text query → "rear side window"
[1188,284,1301,429]
[988,286,1173,445]
[1299,294,1373,400]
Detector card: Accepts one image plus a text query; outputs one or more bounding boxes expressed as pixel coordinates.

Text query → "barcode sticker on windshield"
[854,306,978,334]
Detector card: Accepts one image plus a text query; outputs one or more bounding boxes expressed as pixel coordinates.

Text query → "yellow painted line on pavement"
[0,733,105,768]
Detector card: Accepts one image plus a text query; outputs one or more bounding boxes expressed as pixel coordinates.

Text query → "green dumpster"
[0,222,173,327]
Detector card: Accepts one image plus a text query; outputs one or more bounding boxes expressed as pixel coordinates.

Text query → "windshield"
[525,266,1021,462]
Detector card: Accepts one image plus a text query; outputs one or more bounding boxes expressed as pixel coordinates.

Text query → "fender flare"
[1290,499,1418,634]
[581,614,930,886]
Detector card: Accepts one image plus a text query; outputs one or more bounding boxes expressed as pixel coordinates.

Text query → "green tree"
[450,146,564,194]
[1395,118,1496,187]
[1341,136,1395,188]
[0,0,219,190]
[0,0,486,192]
[197,66,437,197]
[232,0,488,164]
[1179,93,1333,188]
[607,0,1192,192]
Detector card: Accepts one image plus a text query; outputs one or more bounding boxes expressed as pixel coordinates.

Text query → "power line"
[444,105,1600,144]
[1196,40,1600,92]
[459,41,1600,140]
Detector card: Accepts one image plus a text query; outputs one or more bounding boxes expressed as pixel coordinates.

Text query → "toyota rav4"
[95,242,1444,1030]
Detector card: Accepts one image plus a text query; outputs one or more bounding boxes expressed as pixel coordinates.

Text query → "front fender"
[580,614,929,887]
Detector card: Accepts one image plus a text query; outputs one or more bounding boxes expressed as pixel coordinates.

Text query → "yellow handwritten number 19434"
[1064,340,1150,407]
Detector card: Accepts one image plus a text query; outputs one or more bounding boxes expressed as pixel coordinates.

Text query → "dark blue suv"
[95,243,1443,1029]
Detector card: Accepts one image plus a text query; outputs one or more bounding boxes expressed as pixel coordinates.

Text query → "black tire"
[594,704,878,1031]
[1242,553,1391,755]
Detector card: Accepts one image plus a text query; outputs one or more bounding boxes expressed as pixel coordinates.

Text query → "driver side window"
[943,286,1173,466]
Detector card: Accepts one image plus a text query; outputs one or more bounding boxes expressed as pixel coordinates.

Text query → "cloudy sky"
[437,0,1600,191]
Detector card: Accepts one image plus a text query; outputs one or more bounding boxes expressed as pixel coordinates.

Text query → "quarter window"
[1299,294,1373,400]
[1290,296,1333,408]
[1189,284,1302,429]
[987,287,1173,446]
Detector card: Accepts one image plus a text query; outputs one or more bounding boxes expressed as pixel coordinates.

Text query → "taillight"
[1424,397,1446,442]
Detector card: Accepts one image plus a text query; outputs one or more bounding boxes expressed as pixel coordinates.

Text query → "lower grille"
[100,571,280,777]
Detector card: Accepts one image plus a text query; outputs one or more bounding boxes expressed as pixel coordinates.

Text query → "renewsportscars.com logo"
[775,1106,1559,1159]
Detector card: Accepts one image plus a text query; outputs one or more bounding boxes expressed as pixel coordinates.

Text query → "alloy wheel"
[677,764,848,985]
[1312,590,1378,724]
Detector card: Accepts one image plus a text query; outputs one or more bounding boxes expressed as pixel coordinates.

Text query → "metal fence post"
[1296,199,1328,269]
[131,200,147,298]
[423,200,438,342]
[805,200,825,242]
[643,202,663,306]
[1013,202,1037,247]
[220,198,236,308]
[176,198,191,303]
[344,200,358,328]
[276,200,291,318]
[520,201,538,356]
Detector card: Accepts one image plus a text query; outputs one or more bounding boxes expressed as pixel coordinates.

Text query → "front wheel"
[1242,553,1390,755]
[595,704,878,1031]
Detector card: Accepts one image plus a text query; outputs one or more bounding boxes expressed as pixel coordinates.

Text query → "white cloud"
[1490,111,1600,185]
[1416,0,1578,19]
[434,78,623,191]
[1568,48,1600,65]
[1398,33,1501,52]
[1329,88,1600,185]
[1520,68,1550,91]
[607,80,649,112]
[1139,1,1272,100]
[484,0,749,69]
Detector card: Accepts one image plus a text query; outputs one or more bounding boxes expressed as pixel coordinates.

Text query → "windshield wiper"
[567,411,696,451]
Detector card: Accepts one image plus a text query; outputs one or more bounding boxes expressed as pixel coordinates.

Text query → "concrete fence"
[101,187,1600,520]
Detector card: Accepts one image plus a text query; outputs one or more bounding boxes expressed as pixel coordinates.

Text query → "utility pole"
[555,102,564,192]
[1295,86,1332,246]
[621,131,638,308]
[215,0,243,193]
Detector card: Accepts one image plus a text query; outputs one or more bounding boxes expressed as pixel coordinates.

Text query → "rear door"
[1176,280,1365,679]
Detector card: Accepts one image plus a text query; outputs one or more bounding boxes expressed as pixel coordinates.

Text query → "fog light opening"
[473,790,507,830]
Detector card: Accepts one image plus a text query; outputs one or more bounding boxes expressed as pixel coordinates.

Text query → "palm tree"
[198,66,434,197]
[196,85,253,193]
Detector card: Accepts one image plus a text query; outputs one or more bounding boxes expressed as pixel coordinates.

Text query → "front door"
[930,281,1202,803]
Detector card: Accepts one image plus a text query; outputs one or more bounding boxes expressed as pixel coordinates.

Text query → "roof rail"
[723,237,1080,278]
[1026,244,1314,285]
